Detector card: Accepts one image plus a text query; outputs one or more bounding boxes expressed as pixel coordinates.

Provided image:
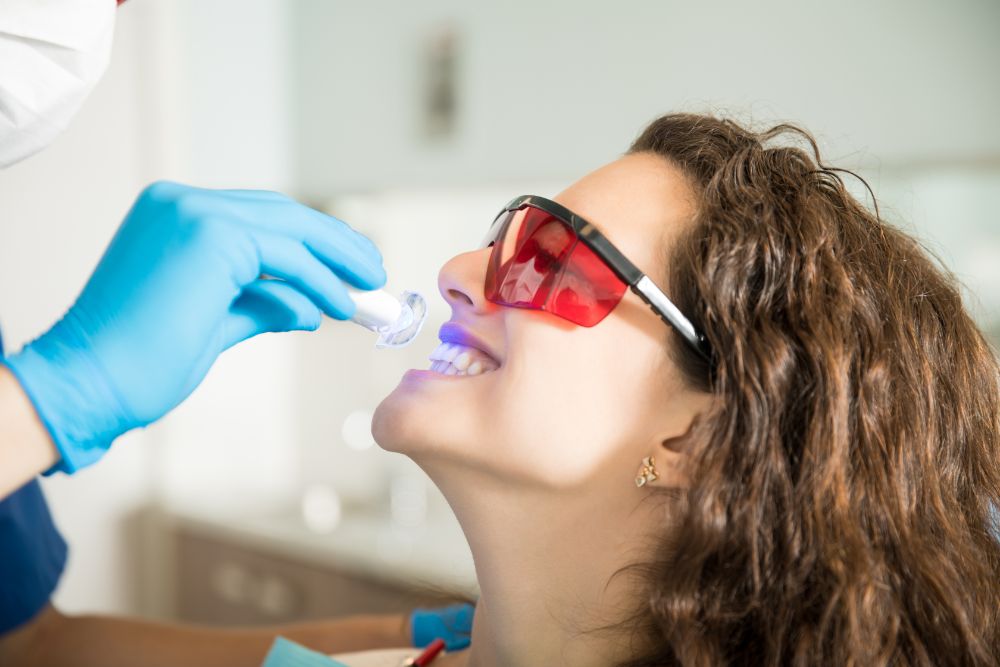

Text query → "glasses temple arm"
[632,276,712,362]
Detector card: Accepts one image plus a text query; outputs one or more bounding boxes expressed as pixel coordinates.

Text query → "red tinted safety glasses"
[483,195,711,362]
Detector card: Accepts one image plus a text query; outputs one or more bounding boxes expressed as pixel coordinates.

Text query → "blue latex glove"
[410,603,475,651]
[261,637,348,667]
[4,181,385,473]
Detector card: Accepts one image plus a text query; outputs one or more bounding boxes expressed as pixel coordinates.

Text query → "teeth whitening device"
[347,288,427,348]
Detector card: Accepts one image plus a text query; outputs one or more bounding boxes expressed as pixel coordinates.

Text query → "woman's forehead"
[554,153,696,270]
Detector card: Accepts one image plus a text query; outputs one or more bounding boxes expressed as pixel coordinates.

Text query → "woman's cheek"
[486,352,622,486]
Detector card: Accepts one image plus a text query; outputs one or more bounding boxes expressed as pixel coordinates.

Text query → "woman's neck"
[427,461,662,667]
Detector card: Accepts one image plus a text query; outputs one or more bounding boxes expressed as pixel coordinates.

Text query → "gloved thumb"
[224,279,324,350]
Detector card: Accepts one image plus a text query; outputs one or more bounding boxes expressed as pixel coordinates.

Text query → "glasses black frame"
[485,195,712,362]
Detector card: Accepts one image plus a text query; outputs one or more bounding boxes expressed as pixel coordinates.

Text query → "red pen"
[403,638,446,666]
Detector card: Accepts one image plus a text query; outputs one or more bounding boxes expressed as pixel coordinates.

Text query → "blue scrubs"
[0,326,67,634]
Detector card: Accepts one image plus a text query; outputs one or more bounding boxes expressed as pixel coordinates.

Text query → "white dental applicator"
[347,287,427,348]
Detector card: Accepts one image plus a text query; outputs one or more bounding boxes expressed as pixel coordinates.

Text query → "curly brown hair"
[620,114,1000,666]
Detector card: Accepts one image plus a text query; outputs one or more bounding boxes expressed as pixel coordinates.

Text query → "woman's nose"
[438,247,495,315]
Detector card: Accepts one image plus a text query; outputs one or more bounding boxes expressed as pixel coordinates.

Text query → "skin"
[0,364,59,498]
[0,605,412,667]
[373,153,713,667]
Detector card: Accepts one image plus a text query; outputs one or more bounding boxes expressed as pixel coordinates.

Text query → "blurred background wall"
[0,0,997,620]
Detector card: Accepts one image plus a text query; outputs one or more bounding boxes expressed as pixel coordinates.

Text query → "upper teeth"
[428,342,499,376]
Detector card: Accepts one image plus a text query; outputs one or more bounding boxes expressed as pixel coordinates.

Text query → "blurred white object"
[0,0,115,167]
[341,409,376,451]
[300,483,342,533]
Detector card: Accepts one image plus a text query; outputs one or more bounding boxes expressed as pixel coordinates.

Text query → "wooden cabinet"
[165,511,476,625]
[175,530,416,624]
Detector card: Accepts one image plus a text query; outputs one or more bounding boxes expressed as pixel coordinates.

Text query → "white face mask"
[0,0,116,168]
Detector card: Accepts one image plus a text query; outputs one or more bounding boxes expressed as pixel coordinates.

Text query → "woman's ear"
[636,402,709,491]
[636,390,712,490]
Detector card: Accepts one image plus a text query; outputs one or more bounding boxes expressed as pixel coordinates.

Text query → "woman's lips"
[437,321,502,366]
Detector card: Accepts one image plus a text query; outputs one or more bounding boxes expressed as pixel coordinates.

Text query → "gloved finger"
[217,187,283,197]
[254,232,357,320]
[307,232,386,291]
[223,279,324,350]
[216,189,380,255]
[215,188,289,203]
[220,194,385,286]
[141,184,381,272]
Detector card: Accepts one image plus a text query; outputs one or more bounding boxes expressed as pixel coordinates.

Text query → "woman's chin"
[371,391,407,453]
[373,381,481,464]
[372,384,440,455]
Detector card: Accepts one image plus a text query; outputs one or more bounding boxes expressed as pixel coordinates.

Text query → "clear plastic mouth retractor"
[347,288,427,348]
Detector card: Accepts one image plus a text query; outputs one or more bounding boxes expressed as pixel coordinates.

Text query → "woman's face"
[373,153,702,489]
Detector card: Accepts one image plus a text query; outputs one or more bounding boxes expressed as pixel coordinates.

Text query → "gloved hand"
[4,181,385,473]
[410,603,475,651]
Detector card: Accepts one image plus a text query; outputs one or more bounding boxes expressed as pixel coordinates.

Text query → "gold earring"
[635,456,659,487]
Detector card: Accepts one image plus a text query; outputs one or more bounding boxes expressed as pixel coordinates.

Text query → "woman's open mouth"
[427,342,500,377]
